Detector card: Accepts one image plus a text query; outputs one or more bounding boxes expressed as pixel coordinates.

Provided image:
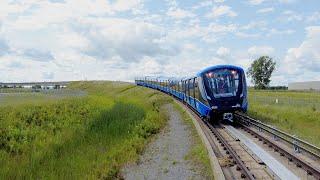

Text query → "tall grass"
[0,81,171,179]
[248,89,320,146]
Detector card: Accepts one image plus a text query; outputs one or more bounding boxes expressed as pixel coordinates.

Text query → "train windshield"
[204,69,240,98]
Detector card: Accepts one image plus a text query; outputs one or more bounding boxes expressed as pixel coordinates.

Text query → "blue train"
[135,65,248,122]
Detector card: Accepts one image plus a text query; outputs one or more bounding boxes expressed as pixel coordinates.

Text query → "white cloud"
[248,46,275,56]
[257,7,274,14]
[268,28,295,36]
[0,0,318,84]
[281,10,303,22]
[283,26,320,75]
[248,0,296,5]
[235,32,261,38]
[241,21,267,30]
[111,0,142,13]
[207,5,237,18]
[192,1,212,9]
[216,47,230,56]
[209,23,237,33]
[167,8,195,19]
[247,0,268,5]
[248,0,295,5]
[278,0,296,3]
[307,12,320,23]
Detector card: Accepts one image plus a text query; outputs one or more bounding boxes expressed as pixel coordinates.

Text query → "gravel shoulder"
[121,103,213,180]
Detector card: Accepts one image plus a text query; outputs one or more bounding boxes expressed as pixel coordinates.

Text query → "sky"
[0,0,319,85]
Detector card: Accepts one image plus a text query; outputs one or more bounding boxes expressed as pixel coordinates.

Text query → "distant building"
[288,81,320,91]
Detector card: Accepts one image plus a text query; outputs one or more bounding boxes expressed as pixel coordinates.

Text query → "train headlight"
[232,104,241,108]
[211,106,218,109]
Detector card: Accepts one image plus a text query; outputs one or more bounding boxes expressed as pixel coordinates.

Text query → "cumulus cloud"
[0,0,318,84]
[207,5,237,18]
[74,18,178,62]
[248,0,295,5]
[248,46,275,56]
[257,7,274,14]
[280,10,303,22]
[216,47,230,56]
[307,12,320,23]
[167,8,195,19]
[209,23,237,33]
[235,32,261,38]
[267,28,295,36]
[241,21,267,30]
[247,0,268,5]
[283,26,320,74]
[21,49,54,62]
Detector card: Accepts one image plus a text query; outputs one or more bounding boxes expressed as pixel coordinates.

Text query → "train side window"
[189,79,194,98]
[186,80,188,95]
[182,81,185,93]
[194,78,199,99]
[187,79,190,96]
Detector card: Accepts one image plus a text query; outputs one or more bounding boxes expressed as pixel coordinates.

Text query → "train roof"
[196,65,244,76]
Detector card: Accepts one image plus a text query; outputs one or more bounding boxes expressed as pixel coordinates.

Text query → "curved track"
[140,85,320,179]
[177,100,273,179]
[235,113,320,179]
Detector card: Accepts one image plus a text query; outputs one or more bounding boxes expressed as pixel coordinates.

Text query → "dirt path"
[121,104,208,180]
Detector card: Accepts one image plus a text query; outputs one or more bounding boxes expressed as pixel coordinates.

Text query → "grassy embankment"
[0,81,170,179]
[173,103,214,179]
[248,89,320,146]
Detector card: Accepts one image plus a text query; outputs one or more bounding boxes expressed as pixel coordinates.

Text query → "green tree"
[247,56,276,89]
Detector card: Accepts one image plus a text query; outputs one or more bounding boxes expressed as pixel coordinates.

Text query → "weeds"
[0,81,170,179]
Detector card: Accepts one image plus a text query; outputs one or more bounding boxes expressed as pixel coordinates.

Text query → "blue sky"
[0,0,319,85]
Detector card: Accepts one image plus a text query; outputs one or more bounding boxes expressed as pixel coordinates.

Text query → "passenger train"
[135,65,248,122]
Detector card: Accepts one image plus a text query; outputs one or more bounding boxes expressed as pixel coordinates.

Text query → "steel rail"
[176,101,256,179]
[204,121,256,180]
[235,112,320,159]
[235,113,320,179]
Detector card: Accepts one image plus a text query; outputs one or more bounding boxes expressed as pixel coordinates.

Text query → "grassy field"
[0,81,171,179]
[248,89,320,146]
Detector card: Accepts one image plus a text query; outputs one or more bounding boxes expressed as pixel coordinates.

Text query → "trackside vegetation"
[0,81,171,179]
[248,89,320,146]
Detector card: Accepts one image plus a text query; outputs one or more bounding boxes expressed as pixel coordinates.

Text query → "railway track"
[235,113,320,179]
[158,89,320,179]
[177,100,274,179]
[178,100,320,179]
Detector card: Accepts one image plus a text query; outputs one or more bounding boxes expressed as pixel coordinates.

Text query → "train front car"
[199,65,247,122]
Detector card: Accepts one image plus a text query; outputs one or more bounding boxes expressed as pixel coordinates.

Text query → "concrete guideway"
[225,125,299,180]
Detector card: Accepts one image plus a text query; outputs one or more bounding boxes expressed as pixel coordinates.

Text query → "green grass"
[248,89,320,146]
[173,103,214,180]
[0,81,171,179]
